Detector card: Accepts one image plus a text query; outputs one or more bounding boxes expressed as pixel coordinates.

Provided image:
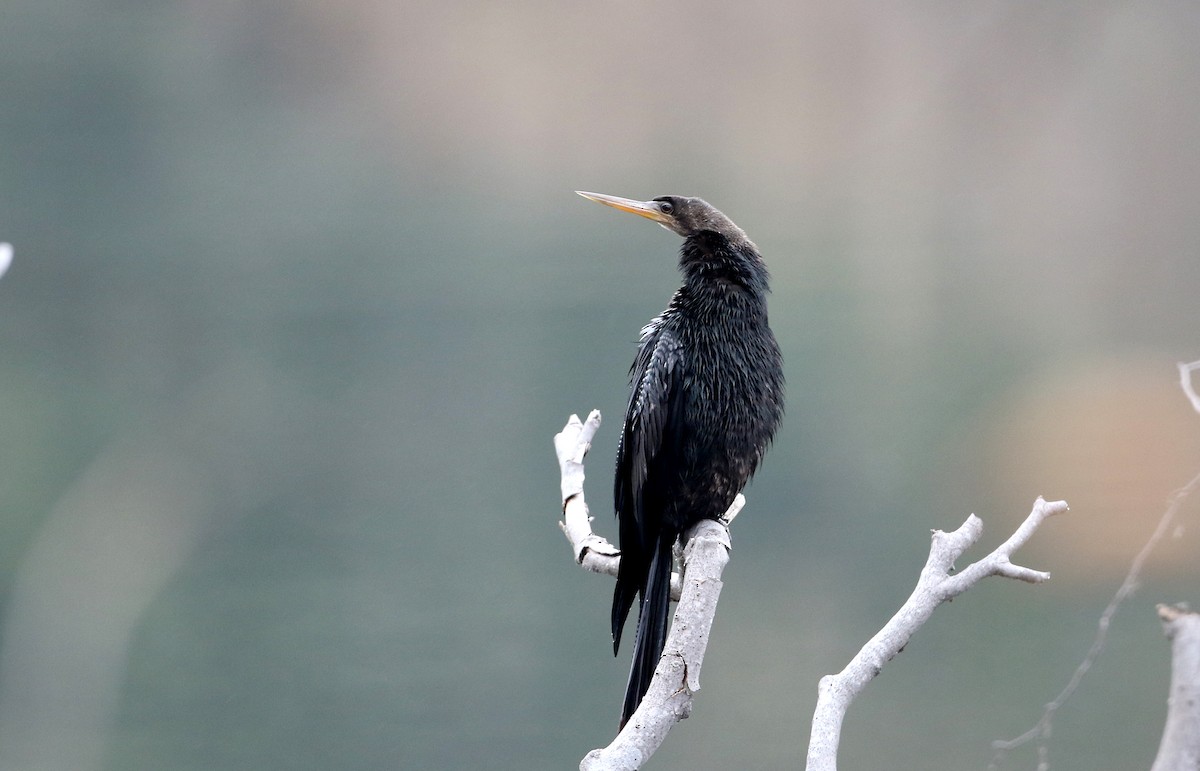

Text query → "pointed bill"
[575,191,672,225]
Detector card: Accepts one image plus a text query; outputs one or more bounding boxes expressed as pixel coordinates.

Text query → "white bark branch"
[580,518,732,771]
[807,497,1068,771]
[555,411,622,569]
[1151,604,1200,771]
[1178,360,1200,415]
[554,412,743,770]
[554,411,682,599]
[555,412,738,604]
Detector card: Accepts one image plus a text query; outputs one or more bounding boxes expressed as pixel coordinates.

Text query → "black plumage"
[576,191,785,726]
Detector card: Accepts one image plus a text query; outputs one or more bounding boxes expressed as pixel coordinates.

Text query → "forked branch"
[807,498,1068,771]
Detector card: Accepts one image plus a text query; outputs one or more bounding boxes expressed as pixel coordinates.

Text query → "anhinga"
[576,191,785,727]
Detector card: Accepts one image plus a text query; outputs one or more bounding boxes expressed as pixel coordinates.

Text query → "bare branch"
[554,413,743,769]
[940,498,1060,594]
[1151,604,1200,771]
[555,411,621,568]
[1178,360,1200,415]
[554,412,683,599]
[581,518,732,771]
[807,497,1067,771]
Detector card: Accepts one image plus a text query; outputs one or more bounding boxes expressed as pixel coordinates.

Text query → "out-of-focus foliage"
[1,2,1198,769]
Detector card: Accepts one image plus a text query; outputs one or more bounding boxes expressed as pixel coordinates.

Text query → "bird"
[576,191,785,727]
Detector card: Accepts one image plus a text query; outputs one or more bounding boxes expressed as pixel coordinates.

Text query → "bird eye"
[658,201,674,215]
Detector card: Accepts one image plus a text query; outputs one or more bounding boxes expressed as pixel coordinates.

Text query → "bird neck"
[667,244,770,330]
[677,232,771,299]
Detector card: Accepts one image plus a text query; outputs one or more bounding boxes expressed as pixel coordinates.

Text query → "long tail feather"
[611,542,641,656]
[620,536,674,727]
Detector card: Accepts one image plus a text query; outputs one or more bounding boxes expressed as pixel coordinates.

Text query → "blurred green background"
[2,2,1199,769]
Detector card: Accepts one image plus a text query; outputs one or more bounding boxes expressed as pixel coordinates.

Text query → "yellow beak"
[575,191,671,225]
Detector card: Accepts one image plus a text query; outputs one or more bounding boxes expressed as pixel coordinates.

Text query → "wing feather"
[612,320,683,651]
[615,322,682,544]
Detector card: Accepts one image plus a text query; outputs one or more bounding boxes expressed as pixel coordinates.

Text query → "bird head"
[575,191,747,243]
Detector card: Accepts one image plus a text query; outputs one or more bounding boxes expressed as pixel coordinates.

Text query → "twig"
[1178,360,1200,415]
[806,497,1067,771]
